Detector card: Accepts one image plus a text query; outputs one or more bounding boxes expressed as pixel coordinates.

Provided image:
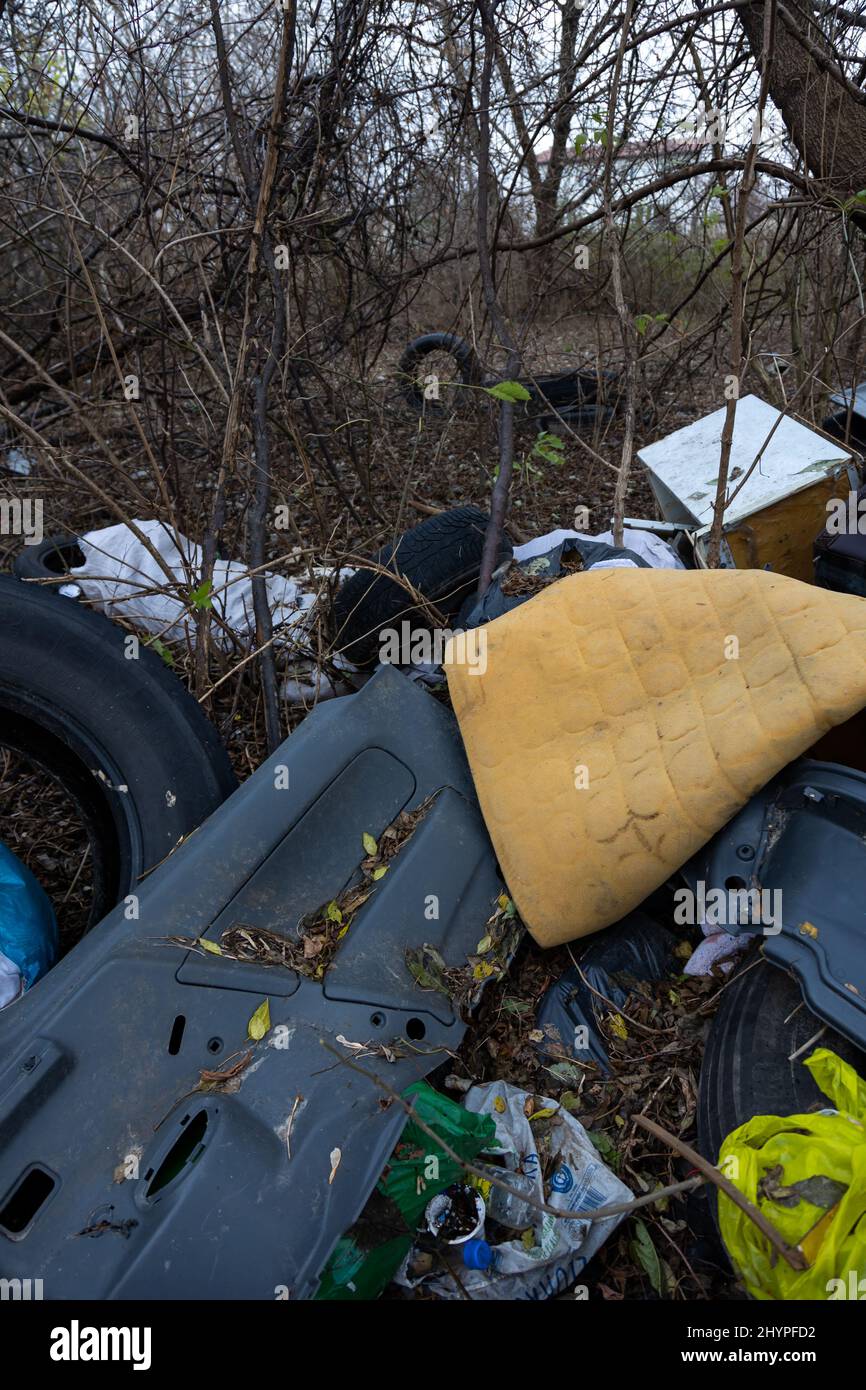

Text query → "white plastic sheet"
[71,520,331,650]
[513,526,684,570]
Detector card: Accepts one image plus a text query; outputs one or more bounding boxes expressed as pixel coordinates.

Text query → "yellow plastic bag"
[718,1048,866,1299]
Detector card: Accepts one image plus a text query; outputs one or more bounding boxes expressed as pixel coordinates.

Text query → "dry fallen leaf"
[328,1147,342,1184]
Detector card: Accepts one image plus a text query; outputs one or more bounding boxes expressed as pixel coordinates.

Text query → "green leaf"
[532,431,566,465]
[362,831,378,856]
[502,996,531,1016]
[189,579,213,611]
[147,636,175,667]
[198,937,222,955]
[547,1060,583,1084]
[247,999,271,1041]
[326,901,343,923]
[636,312,669,336]
[631,1217,663,1295]
[485,380,532,403]
[710,184,729,198]
[476,934,493,954]
[574,132,588,155]
[371,865,388,880]
[589,1131,619,1168]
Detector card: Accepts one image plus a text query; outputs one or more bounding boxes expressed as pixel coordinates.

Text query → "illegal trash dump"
[395,1080,631,1300]
[718,1047,866,1300]
[314,1080,497,1301]
[513,525,684,571]
[0,841,58,1008]
[394,523,684,688]
[69,518,354,674]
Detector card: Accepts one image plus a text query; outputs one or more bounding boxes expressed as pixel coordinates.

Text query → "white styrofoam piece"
[637,395,851,528]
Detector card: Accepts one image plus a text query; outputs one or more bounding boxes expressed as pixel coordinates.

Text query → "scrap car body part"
[638,395,859,583]
[0,666,503,1299]
[682,758,866,1051]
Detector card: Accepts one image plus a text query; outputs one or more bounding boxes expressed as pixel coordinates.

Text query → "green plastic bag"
[718,1048,866,1300]
[315,1081,496,1300]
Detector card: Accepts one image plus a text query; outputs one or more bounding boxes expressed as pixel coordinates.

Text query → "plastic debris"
[513,526,684,570]
[398,1080,631,1300]
[314,1081,496,1301]
[0,841,59,1008]
[718,1047,866,1300]
[535,911,676,1072]
[70,519,353,654]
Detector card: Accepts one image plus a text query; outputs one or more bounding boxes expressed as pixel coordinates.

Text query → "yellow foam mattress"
[446,568,866,946]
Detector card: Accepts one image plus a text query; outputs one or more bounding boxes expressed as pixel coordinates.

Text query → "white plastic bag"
[513,526,684,570]
[71,520,346,651]
[418,1080,631,1299]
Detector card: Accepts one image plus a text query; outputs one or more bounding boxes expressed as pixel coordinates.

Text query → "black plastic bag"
[535,910,676,1073]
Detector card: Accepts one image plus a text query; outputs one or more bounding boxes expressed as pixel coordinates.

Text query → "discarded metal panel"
[682,759,866,1051]
[638,396,857,581]
[0,666,503,1299]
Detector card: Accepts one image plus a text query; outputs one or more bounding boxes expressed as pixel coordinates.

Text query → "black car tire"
[396,332,482,414]
[697,954,864,1232]
[12,533,86,587]
[332,506,509,667]
[0,576,237,928]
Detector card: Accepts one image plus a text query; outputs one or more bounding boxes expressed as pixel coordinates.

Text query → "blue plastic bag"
[0,841,58,998]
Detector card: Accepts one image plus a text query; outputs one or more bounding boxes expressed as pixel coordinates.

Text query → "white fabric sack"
[72,520,342,651]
